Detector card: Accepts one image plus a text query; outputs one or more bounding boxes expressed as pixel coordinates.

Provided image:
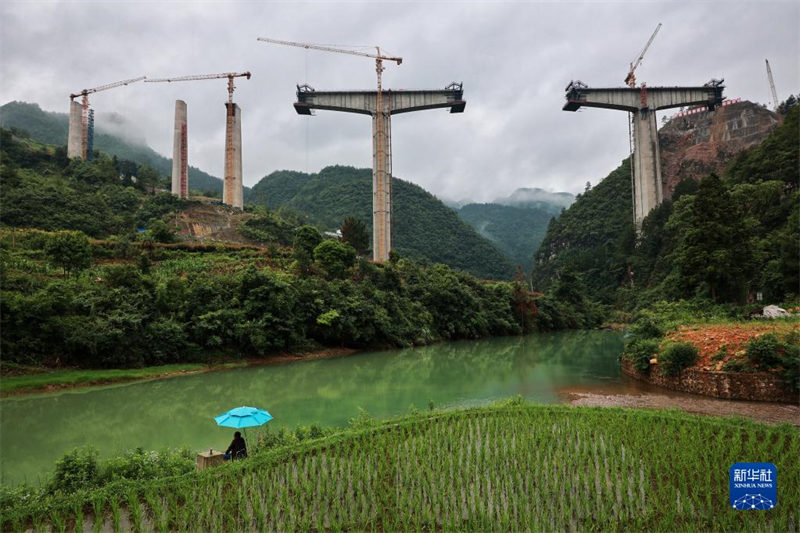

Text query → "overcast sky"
[1,1,797,202]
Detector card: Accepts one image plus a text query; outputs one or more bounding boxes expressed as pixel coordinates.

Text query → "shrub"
[660,342,699,377]
[49,447,100,494]
[745,333,782,368]
[623,338,661,372]
[629,312,664,340]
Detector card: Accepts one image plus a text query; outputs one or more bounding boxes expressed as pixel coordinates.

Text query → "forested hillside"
[0,101,227,195]
[0,128,603,369]
[532,105,799,307]
[458,203,553,272]
[251,166,516,279]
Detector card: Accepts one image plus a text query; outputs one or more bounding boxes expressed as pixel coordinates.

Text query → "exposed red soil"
[665,322,799,371]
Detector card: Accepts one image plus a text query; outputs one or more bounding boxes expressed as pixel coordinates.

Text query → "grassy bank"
[0,363,210,396]
[4,403,798,532]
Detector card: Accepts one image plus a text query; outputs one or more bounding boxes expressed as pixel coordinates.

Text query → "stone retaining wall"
[620,358,798,403]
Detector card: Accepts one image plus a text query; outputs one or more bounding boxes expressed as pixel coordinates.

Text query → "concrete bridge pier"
[223,102,243,209]
[632,109,663,225]
[171,100,188,198]
[294,84,466,262]
[67,101,83,159]
[372,111,392,260]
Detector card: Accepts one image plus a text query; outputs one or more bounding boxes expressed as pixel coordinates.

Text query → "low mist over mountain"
[494,188,575,213]
[0,101,227,195]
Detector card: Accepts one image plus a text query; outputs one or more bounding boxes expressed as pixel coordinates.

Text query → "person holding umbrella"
[224,431,247,460]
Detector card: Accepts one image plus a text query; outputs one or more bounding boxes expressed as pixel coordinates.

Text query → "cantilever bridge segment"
[294,83,466,262]
[563,81,724,229]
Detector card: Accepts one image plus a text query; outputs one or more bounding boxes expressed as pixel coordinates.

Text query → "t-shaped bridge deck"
[294,84,466,262]
[563,82,724,229]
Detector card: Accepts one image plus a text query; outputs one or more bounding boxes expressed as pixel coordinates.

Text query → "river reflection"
[0,330,623,485]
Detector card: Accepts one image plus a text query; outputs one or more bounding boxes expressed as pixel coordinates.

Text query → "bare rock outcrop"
[658,101,779,198]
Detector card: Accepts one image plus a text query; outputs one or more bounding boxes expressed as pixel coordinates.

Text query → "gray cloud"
[1,1,797,202]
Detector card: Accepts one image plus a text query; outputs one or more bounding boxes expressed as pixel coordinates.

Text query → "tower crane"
[146,72,251,209]
[625,23,662,88]
[765,59,779,112]
[68,76,146,159]
[144,72,251,102]
[256,38,402,217]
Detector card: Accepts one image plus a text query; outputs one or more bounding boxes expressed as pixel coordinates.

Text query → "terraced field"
[4,404,798,532]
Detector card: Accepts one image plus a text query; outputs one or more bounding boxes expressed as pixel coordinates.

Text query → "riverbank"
[0,347,357,397]
[621,311,798,403]
[4,403,798,532]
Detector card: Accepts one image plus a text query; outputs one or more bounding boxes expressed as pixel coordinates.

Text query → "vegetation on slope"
[531,158,634,302]
[3,404,798,532]
[250,165,516,280]
[0,101,226,195]
[532,105,799,309]
[0,130,601,369]
[458,202,555,272]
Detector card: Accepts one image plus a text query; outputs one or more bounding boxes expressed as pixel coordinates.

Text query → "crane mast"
[625,23,662,88]
[765,59,779,112]
[145,72,251,103]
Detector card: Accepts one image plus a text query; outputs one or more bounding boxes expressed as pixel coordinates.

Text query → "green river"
[0,330,623,486]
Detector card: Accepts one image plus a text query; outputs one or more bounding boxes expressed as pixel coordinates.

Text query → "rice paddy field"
[3,404,798,532]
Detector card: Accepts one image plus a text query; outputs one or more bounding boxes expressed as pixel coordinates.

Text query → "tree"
[146,218,175,243]
[313,240,356,279]
[293,225,323,274]
[45,231,92,276]
[667,174,754,302]
[341,216,370,256]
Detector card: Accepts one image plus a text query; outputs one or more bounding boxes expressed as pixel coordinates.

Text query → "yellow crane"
[69,76,146,159]
[145,72,251,102]
[625,23,662,88]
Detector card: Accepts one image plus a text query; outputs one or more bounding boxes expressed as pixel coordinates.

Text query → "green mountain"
[0,101,227,195]
[532,104,799,306]
[251,165,516,279]
[530,159,634,301]
[457,203,554,272]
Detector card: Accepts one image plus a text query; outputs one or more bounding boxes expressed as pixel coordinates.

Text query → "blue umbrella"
[214,406,273,429]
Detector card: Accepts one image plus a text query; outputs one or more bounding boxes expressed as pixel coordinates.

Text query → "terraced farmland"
[4,404,798,532]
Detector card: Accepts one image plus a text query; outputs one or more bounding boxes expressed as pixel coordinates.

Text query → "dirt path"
[559,381,800,426]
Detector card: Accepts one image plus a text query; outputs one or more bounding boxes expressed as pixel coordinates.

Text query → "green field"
[3,404,798,532]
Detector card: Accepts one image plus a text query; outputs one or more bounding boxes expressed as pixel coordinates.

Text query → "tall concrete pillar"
[223,102,243,209]
[631,110,663,228]
[171,100,188,198]
[371,111,392,262]
[67,101,83,159]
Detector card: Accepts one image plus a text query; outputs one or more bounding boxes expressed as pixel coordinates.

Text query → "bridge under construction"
[563,82,724,229]
[294,84,465,262]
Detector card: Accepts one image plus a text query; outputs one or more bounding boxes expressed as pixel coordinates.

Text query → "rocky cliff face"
[658,101,779,198]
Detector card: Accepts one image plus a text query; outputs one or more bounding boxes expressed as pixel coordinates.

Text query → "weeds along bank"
[2,404,798,532]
